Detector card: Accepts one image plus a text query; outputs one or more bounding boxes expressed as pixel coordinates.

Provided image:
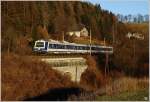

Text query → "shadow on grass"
[24,87,82,101]
[97,89,149,101]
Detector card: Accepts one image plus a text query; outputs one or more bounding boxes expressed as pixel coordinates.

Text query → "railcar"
[33,39,113,54]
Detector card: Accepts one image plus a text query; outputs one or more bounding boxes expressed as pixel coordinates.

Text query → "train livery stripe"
[33,40,113,54]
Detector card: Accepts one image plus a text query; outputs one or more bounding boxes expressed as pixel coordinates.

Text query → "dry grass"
[125,23,149,35]
[105,77,149,95]
[1,53,75,101]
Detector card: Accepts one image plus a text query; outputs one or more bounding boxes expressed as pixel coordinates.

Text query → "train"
[33,39,113,54]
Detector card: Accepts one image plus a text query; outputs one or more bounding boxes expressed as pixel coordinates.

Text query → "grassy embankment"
[96,77,149,101]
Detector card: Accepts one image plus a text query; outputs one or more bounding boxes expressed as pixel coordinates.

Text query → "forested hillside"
[2,1,117,54]
[1,0,149,77]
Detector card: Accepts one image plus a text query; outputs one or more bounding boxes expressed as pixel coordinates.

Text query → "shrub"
[80,55,104,91]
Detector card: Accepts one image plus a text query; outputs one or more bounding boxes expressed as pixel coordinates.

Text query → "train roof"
[35,39,46,42]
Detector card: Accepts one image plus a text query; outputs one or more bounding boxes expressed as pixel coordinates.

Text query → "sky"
[85,0,149,15]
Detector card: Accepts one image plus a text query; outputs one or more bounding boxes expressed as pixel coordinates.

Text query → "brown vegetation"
[125,23,149,34]
[113,23,149,77]
[105,77,149,95]
[1,1,116,54]
[80,55,105,91]
[1,53,75,100]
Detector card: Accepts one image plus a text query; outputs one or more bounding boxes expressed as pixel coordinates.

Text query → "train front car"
[33,40,48,53]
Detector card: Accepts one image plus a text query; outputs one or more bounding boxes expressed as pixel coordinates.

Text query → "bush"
[80,55,104,91]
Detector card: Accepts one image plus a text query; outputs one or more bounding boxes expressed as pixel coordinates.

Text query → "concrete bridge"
[41,57,88,82]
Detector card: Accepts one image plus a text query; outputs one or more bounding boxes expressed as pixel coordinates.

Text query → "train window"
[71,45,74,49]
[69,45,72,49]
[60,45,63,49]
[66,45,69,49]
[72,46,75,49]
[79,46,83,50]
[66,45,74,49]
[49,44,53,48]
[98,47,101,50]
[107,48,113,51]
[76,46,79,50]
[85,46,89,50]
[101,47,105,50]
[91,47,95,50]
[78,46,81,50]
[93,47,98,50]
[74,46,77,49]
[81,46,84,50]
[83,46,86,50]
[85,46,88,50]
[64,45,67,49]
[62,45,65,49]
[54,44,57,48]
[55,44,58,49]
[57,44,62,49]
[57,44,61,49]
[35,42,44,47]
[49,44,61,49]
[96,47,99,50]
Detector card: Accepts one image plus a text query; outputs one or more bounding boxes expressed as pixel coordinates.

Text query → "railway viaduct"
[41,57,88,82]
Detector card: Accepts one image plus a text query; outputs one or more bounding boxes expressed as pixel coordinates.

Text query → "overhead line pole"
[113,21,115,45]
[113,17,117,46]
[90,28,91,56]
[104,37,106,46]
[62,31,64,42]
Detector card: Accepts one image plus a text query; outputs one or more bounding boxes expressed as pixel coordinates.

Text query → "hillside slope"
[1,1,116,54]
[1,53,75,100]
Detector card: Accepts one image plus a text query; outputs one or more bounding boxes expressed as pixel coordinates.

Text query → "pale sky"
[85,0,149,15]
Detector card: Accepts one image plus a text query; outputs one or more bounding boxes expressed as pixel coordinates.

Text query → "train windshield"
[35,42,44,47]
